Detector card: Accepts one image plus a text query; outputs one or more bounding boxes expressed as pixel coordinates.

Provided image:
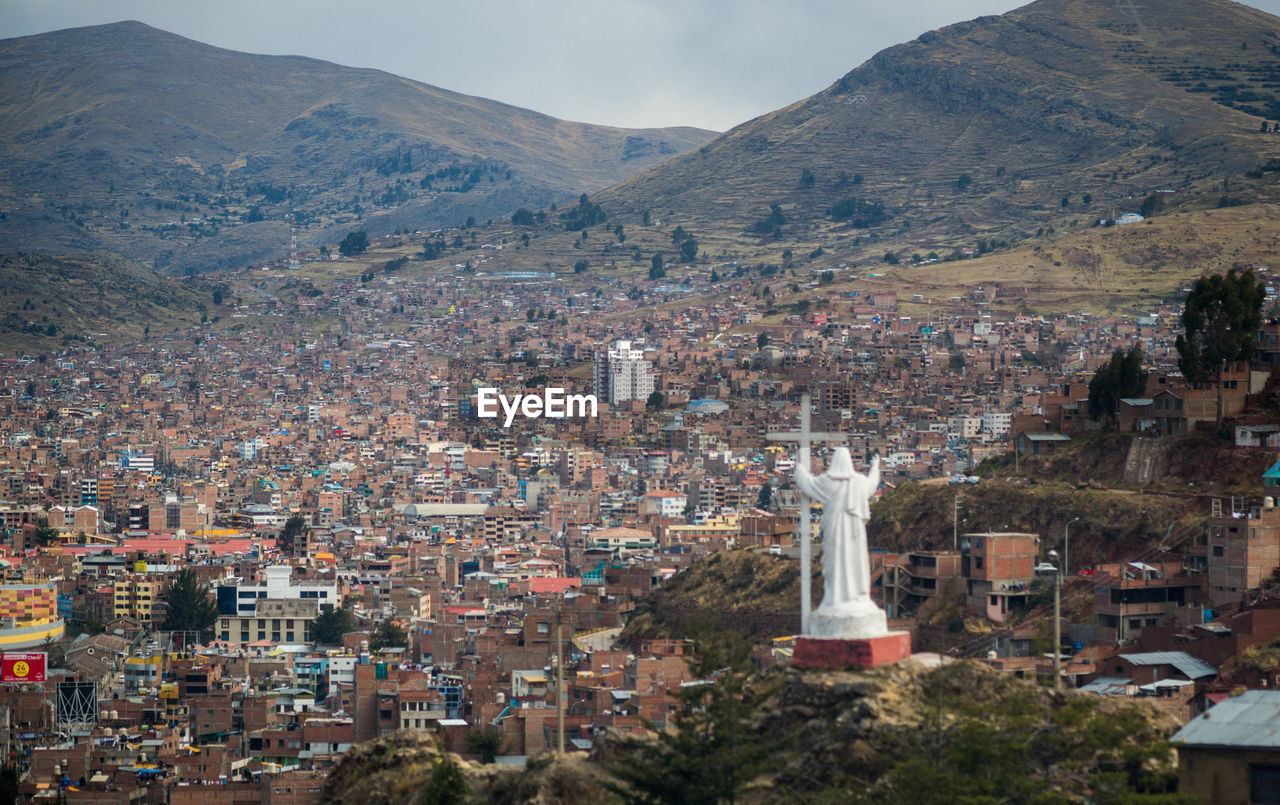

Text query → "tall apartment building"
[962,532,1038,623]
[594,340,655,406]
[113,575,158,626]
[1204,499,1280,606]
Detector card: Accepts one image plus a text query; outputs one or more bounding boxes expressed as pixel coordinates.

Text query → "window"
[537,622,550,634]
[1213,546,1224,557]
[1252,765,1280,804]
[974,557,984,569]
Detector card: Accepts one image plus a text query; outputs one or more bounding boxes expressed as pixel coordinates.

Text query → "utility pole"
[1049,548,1062,690]
[1053,570,1062,690]
[953,493,961,551]
[555,608,565,753]
[1065,517,1080,579]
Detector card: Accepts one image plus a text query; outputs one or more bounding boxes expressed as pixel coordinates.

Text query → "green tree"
[646,391,665,411]
[756,331,769,349]
[0,763,19,805]
[680,237,698,263]
[650,254,666,280]
[421,237,446,259]
[466,727,503,764]
[757,481,773,510]
[606,632,779,805]
[279,514,308,554]
[420,754,471,804]
[370,620,407,651]
[828,197,888,227]
[1140,192,1165,218]
[574,259,589,274]
[753,204,787,234]
[799,168,815,189]
[312,605,356,645]
[162,567,218,641]
[1175,268,1264,394]
[338,230,370,257]
[1087,345,1147,425]
[33,518,59,547]
[562,194,606,231]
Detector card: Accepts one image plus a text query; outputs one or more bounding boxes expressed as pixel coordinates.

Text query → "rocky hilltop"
[321,661,1183,804]
[0,251,206,352]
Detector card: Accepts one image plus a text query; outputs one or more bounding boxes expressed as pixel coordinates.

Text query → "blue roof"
[1120,651,1216,679]
[1173,690,1280,749]
[1266,459,1280,480]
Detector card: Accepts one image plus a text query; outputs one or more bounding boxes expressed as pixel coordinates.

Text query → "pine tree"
[162,567,218,641]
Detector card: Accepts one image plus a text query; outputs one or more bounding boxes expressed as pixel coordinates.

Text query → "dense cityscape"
[8,0,1280,802]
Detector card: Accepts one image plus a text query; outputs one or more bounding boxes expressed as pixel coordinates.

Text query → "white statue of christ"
[795,447,888,638]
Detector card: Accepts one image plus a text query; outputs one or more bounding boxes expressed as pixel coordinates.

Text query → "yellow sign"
[135,561,147,573]
[12,661,28,678]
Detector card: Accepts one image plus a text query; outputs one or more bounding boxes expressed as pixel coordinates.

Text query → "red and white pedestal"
[791,631,912,670]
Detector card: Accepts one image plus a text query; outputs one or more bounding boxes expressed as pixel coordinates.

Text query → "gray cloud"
[4,0,1280,131]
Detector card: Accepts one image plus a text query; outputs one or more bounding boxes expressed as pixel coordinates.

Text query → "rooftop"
[1173,690,1280,749]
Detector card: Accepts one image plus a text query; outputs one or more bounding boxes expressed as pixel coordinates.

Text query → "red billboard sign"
[1,652,46,683]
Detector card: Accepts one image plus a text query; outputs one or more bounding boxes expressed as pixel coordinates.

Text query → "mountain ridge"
[0,21,714,275]
[595,0,1280,259]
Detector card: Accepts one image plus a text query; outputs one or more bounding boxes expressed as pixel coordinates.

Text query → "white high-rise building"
[594,340,656,405]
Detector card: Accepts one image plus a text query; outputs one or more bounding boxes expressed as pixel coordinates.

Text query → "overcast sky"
[4,0,1280,132]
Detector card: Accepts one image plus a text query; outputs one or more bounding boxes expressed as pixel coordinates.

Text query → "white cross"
[765,392,847,634]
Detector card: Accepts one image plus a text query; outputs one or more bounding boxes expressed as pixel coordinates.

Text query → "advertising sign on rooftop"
[1,652,46,683]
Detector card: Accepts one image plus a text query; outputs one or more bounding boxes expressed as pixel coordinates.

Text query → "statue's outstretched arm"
[868,454,880,491]
[795,465,830,503]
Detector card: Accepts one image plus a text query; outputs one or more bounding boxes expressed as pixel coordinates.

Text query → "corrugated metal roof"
[1120,651,1216,679]
[1173,690,1280,749]
[1080,676,1131,695]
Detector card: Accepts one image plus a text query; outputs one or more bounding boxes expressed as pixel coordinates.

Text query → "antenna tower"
[289,213,300,270]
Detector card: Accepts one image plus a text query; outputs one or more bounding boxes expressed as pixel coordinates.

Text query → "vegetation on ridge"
[322,660,1191,804]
